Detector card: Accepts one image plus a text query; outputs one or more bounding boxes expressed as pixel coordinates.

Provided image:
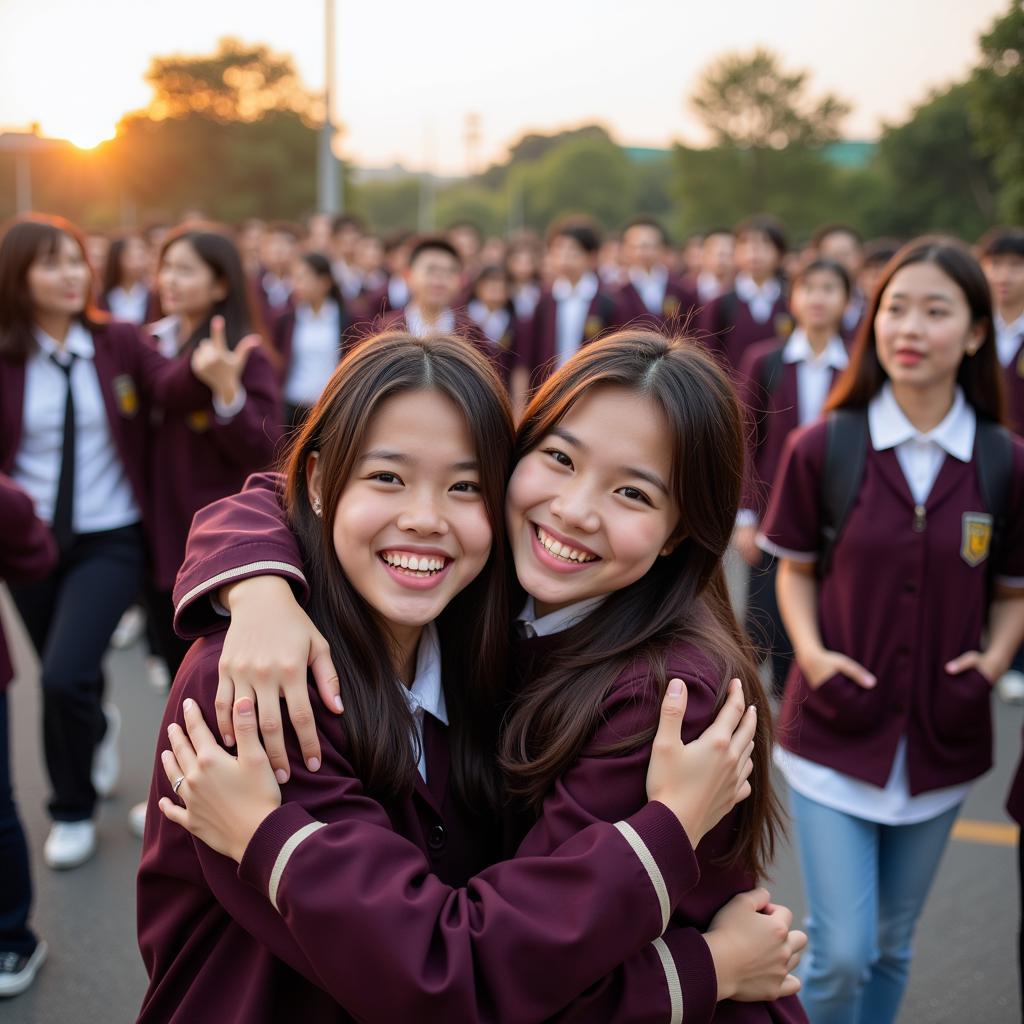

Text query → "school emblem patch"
[663,295,681,318]
[112,374,139,418]
[774,313,795,340]
[961,512,993,567]
[584,316,604,340]
[186,410,211,433]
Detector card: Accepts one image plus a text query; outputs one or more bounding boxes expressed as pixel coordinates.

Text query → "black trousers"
[0,689,35,955]
[10,525,143,822]
[143,584,191,682]
[745,552,793,697]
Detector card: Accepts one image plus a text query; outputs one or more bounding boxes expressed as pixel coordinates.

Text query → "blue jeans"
[0,689,37,956]
[789,788,960,1024]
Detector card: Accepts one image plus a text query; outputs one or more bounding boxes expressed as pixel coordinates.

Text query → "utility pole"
[318,0,342,214]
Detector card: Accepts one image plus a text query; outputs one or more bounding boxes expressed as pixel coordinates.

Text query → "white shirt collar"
[781,329,849,370]
[405,304,456,338]
[552,272,598,303]
[33,320,94,361]
[295,299,339,325]
[517,595,606,638]
[868,382,975,462]
[402,623,448,726]
[629,265,668,288]
[734,273,781,304]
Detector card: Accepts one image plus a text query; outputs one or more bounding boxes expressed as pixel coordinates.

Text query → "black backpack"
[817,408,1014,589]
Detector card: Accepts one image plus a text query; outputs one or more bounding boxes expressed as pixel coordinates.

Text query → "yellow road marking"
[952,819,1018,847]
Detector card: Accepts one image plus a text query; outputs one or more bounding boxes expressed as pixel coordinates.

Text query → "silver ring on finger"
[173,775,185,795]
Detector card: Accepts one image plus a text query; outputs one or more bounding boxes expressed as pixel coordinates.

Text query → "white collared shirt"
[262,272,292,310]
[696,271,723,305]
[405,304,456,339]
[387,276,410,310]
[105,283,149,325]
[552,272,598,368]
[995,311,1024,368]
[734,273,782,324]
[513,282,540,321]
[516,595,606,638]
[148,316,247,420]
[842,292,865,335]
[12,322,140,533]
[467,300,511,346]
[402,623,448,782]
[781,330,849,426]
[629,266,668,316]
[284,301,341,406]
[868,382,975,505]
[332,260,363,302]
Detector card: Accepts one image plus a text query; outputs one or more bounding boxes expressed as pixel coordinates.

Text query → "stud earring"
[311,497,322,517]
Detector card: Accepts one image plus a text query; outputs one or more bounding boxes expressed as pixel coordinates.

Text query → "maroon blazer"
[0,321,210,553]
[137,630,700,1023]
[611,274,700,333]
[170,478,732,1023]
[0,474,57,690]
[762,419,1024,793]
[270,304,352,385]
[699,289,792,372]
[349,277,408,326]
[1001,338,1024,436]
[523,285,617,384]
[737,340,841,519]
[146,347,281,592]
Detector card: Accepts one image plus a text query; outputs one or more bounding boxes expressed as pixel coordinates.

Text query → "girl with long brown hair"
[139,331,780,1023]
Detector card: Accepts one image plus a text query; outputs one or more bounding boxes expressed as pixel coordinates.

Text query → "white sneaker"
[111,606,145,649]
[146,656,171,694]
[0,940,48,998]
[998,670,1024,706]
[128,801,147,839]
[44,822,96,870]
[91,703,121,798]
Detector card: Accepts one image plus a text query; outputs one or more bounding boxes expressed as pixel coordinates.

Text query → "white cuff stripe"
[268,821,326,912]
[652,937,684,1024]
[756,534,817,563]
[613,821,670,932]
[174,561,307,618]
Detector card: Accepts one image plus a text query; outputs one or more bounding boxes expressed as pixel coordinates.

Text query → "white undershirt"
[552,272,598,368]
[781,330,849,427]
[105,283,149,325]
[696,272,723,305]
[283,301,341,406]
[734,273,781,324]
[995,311,1024,368]
[387,276,410,310]
[405,305,456,339]
[775,383,975,824]
[11,322,140,533]
[467,300,511,346]
[402,623,448,782]
[629,266,668,316]
[513,282,541,321]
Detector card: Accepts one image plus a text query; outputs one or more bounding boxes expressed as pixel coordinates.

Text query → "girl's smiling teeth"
[534,524,599,564]
[380,550,449,576]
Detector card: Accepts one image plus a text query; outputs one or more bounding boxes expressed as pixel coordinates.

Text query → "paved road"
[2,587,1021,1023]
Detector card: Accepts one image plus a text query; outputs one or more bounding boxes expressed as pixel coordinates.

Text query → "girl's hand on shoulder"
[159,697,282,863]
[217,576,342,781]
[801,646,876,691]
[645,677,756,846]
[704,888,806,1002]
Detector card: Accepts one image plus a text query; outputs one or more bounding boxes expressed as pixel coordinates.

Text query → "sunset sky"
[0,0,1008,173]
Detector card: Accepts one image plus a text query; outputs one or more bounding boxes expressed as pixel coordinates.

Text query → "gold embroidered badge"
[774,313,795,340]
[663,295,681,318]
[112,374,139,418]
[584,316,604,340]
[186,410,211,433]
[961,512,993,567]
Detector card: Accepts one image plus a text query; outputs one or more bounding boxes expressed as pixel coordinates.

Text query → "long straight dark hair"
[284,332,515,814]
[157,223,266,353]
[0,214,107,362]
[499,331,782,877]
[826,236,1005,422]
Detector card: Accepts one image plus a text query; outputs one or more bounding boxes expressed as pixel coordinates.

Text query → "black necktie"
[50,353,76,551]
[514,620,537,640]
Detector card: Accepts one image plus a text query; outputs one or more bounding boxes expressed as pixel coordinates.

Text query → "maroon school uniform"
[0,321,210,556]
[1001,340,1024,436]
[761,418,1024,793]
[0,474,58,690]
[699,290,791,372]
[522,285,617,385]
[138,630,701,1023]
[146,348,281,592]
[737,340,842,519]
[611,275,700,333]
[169,477,802,1023]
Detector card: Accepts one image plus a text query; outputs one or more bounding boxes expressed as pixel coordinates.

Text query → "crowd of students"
[0,206,1023,1024]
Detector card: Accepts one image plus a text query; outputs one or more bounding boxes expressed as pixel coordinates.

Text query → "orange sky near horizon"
[0,0,1009,172]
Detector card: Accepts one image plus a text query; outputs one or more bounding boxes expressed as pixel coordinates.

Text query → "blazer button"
[903,580,918,594]
[428,824,446,851]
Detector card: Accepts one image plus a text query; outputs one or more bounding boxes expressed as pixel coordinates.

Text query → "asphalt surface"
[1,584,1021,1023]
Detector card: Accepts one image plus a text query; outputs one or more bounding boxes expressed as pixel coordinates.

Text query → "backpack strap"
[818,409,869,580]
[974,418,1014,591]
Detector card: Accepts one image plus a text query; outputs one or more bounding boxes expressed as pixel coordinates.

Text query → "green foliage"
[969,1,1024,222]
[349,177,422,234]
